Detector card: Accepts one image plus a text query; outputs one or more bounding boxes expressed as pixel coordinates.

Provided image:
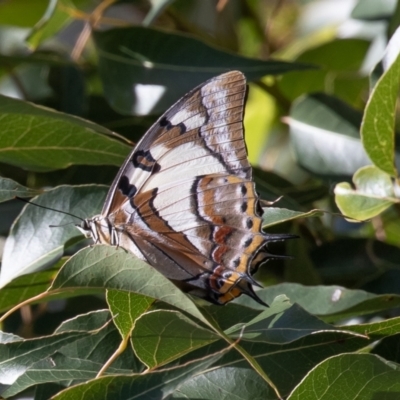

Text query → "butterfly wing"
[100,71,285,305]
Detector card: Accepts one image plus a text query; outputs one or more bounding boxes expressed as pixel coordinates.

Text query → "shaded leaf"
[171,367,273,400]
[143,0,176,26]
[52,354,222,400]
[132,310,218,368]
[54,310,142,372]
[0,266,58,313]
[1,353,132,398]
[212,330,373,398]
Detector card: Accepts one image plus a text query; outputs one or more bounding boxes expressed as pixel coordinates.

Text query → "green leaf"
[279,39,371,106]
[211,330,373,398]
[0,185,107,288]
[2,310,141,397]
[334,165,398,220]
[288,353,400,399]
[288,94,371,177]
[0,266,58,313]
[171,367,274,400]
[1,353,132,398]
[360,27,400,177]
[227,296,363,344]
[0,95,130,172]
[132,310,218,368]
[26,0,76,49]
[106,290,153,339]
[54,310,141,372]
[262,207,323,227]
[235,283,400,322]
[253,167,329,208]
[0,330,88,385]
[341,315,400,339]
[284,225,322,286]
[51,354,221,400]
[0,176,41,203]
[351,0,397,20]
[0,0,48,27]
[93,26,312,115]
[50,245,211,327]
[143,0,176,26]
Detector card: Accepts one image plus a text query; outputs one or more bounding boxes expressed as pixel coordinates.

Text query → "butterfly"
[78,70,292,306]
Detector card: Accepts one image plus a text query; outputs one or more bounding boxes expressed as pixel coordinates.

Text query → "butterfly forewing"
[87,71,288,305]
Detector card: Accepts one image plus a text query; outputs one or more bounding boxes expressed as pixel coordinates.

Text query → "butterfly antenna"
[49,222,76,228]
[15,196,85,222]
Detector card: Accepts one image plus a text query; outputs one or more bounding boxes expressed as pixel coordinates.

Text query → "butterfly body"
[79,71,291,305]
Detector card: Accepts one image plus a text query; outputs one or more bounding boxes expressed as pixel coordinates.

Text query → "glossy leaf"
[236,283,400,322]
[0,176,41,203]
[227,296,364,344]
[93,26,312,115]
[0,95,130,172]
[50,245,210,326]
[0,330,88,385]
[288,94,372,177]
[0,185,107,288]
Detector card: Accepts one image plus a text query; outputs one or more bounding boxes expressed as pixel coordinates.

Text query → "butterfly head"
[76,215,120,247]
[76,218,97,240]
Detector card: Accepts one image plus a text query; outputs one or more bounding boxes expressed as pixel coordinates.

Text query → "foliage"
[0,0,400,399]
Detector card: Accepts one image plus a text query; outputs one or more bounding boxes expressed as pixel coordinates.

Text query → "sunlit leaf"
[0,185,107,288]
[0,95,130,172]
[361,26,400,177]
[335,165,398,220]
[288,353,400,399]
